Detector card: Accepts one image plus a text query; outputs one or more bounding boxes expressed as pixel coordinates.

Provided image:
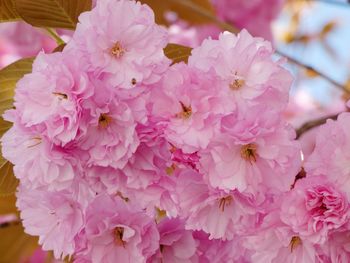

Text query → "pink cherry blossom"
[199,124,301,193]
[305,112,350,199]
[1,123,77,191]
[281,175,350,244]
[148,218,198,263]
[151,63,227,153]
[244,212,320,263]
[175,169,263,240]
[16,186,83,259]
[194,231,251,263]
[78,96,139,169]
[75,194,159,263]
[70,0,170,89]
[12,52,93,146]
[188,30,292,111]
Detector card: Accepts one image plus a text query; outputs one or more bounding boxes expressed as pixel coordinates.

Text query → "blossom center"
[289,236,301,252]
[114,227,125,247]
[28,136,42,148]
[116,191,129,202]
[229,78,245,90]
[218,196,233,212]
[98,113,112,128]
[177,101,192,119]
[52,92,68,100]
[240,144,257,163]
[110,41,125,58]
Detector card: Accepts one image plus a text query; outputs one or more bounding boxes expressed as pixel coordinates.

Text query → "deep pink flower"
[281,176,350,244]
[305,112,350,199]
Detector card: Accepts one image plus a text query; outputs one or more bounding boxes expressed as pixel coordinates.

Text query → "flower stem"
[45,28,65,46]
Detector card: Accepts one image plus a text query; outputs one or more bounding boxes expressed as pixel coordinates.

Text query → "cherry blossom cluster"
[2,0,349,262]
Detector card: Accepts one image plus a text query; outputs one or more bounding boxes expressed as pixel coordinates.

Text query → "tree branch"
[295,112,341,139]
[0,220,20,229]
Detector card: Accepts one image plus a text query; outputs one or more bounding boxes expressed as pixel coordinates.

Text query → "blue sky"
[275,1,350,106]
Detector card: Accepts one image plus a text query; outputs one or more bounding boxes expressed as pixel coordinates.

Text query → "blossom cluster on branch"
[1,0,350,262]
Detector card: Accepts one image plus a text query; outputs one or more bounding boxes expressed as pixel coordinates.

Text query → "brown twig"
[0,220,20,228]
[295,112,340,139]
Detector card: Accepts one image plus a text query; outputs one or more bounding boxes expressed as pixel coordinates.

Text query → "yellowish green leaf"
[0,193,17,215]
[141,0,215,25]
[0,223,38,263]
[0,58,33,197]
[164,43,192,64]
[0,0,21,22]
[14,0,92,29]
[0,57,34,116]
[0,161,18,197]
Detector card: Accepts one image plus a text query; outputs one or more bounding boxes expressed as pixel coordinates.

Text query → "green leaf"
[0,193,17,215]
[141,0,215,26]
[164,43,192,64]
[0,0,21,22]
[14,0,92,29]
[0,223,38,263]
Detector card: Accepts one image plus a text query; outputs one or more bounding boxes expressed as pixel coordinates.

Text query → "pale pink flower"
[281,176,350,244]
[176,169,262,240]
[199,125,301,193]
[75,194,159,263]
[16,186,83,259]
[151,63,227,153]
[244,212,319,263]
[13,52,93,146]
[148,218,198,263]
[319,231,350,263]
[1,123,77,191]
[70,0,169,89]
[188,30,292,111]
[79,97,139,169]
